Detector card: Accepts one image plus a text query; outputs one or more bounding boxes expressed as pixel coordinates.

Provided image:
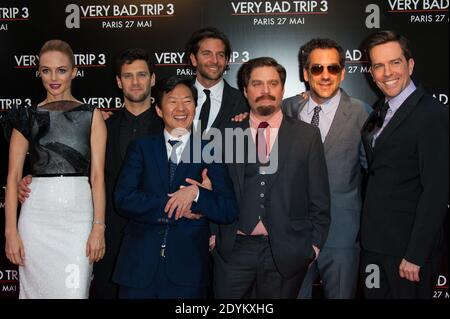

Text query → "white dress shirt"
[163,130,199,201]
[194,79,224,130]
[163,129,190,164]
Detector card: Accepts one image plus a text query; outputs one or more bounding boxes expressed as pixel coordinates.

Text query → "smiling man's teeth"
[174,115,187,120]
[385,80,397,85]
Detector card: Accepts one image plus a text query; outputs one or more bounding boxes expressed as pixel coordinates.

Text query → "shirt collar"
[195,78,224,100]
[249,108,283,129]
[306,89,341,115]
[163,129,190,146]
[385,81,416,112]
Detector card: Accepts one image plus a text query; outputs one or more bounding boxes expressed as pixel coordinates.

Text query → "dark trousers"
[298,246,360,299]
[93,253,121,299]
[213,235,305,299]
[360,249,440,299]
[119,258,206,299]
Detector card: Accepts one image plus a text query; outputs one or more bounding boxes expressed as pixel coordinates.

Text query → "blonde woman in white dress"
[3,39,106,298]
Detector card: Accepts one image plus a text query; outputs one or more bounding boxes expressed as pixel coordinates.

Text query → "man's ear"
[407,58,415,76]
[155,105,163,118]
[150,73,156,87]
[190,53,198,67]
[303,68,309,83]
[116,76,123,89]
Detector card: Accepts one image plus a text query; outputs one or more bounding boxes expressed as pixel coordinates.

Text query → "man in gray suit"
[283,38,371,298]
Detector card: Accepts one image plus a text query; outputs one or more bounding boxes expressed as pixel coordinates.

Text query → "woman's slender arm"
[5,129,28,265]
[86,108,107,264]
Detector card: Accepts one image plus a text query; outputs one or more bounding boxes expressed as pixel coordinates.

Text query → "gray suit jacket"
[282,89,370,248]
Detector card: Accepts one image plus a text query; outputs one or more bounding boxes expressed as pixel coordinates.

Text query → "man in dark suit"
[93,48,163,298]
[113,76,238,298]
[185,27,249,267]
[214,57,330,298]
[185,27,249,134]
[360,30,448,298]
[283,38,370,299]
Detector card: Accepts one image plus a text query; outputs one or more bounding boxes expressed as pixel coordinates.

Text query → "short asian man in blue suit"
[113,76,238,298]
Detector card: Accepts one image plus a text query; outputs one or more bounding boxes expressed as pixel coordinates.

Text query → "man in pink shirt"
[213,57,330,298]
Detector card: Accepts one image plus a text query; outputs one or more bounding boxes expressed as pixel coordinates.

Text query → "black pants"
[360,249,440,299]
[213,235,305,299]
[118,257,206,299]
[92,253,120,299]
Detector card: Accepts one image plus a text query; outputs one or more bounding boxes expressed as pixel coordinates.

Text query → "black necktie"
[376,101,390,128]
[310,105,321,127]
[199,89,211,133]
[168,140,179,186]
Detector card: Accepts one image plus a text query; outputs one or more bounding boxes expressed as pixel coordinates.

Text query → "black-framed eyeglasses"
[309,64,342,76]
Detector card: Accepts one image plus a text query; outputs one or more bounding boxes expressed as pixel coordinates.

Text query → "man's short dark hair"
[116,48,154,76]
[299,38,346,70]
[185,27,232,66]
[154,76,198,108]
[363,30,413,63]
[239,57,286,89]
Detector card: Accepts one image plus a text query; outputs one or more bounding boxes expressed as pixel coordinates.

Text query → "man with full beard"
[213,57,330,298]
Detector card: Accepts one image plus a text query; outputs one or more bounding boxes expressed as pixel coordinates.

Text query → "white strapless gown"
[18,176,93,299]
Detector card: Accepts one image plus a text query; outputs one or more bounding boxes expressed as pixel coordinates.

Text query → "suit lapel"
[361,99,384,165]
[211,81,233,129]
[264,117,290,191]
[374,87,424,151]
[154,133,170,193]
[323,91,351,153]
[294,97,307,119]
[232,120,249,197]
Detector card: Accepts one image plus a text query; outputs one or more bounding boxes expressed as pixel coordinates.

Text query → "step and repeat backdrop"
[0,0,448,299]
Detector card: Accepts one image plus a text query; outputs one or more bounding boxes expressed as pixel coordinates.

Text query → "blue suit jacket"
[112,133,238,288]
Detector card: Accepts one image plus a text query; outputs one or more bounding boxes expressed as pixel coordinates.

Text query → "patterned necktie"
[199,89,211,133]
[310,105,322,127]
[256,121,270,163]
[168,140,180,186]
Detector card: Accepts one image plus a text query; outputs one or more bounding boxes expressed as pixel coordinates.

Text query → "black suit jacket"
[216,116,331,279]
[201,79,249,131]
[361,85,449,266]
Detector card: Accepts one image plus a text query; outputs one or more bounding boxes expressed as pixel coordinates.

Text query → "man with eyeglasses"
[360,31,448,299]
[283,38,371,299]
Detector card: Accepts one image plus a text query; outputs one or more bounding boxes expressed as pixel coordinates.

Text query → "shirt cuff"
[193,187,200,202]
